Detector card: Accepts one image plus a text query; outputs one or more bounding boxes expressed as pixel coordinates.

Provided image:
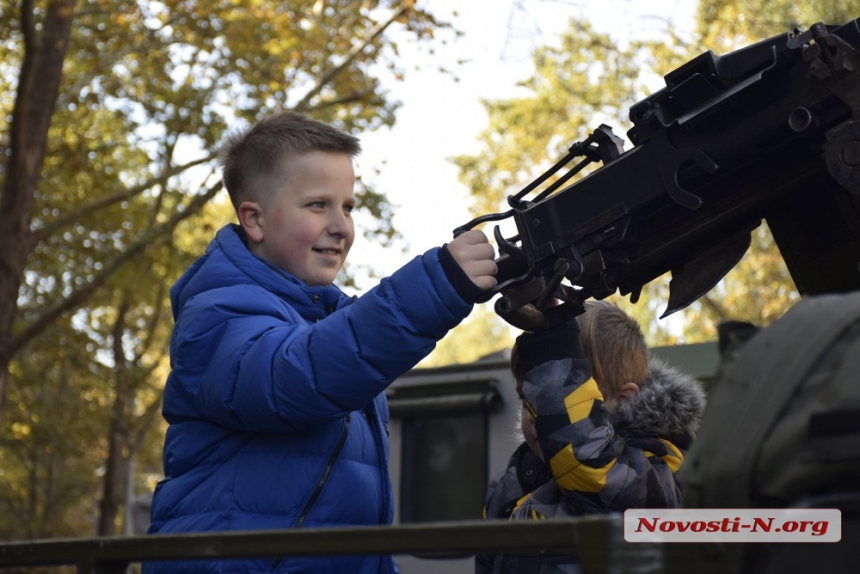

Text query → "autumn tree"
[419,305,515,368]
[453,0,860,346]
[0,0,76,427]
[0,0,457,538]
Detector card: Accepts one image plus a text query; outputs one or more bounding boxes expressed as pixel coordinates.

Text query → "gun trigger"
[536,259,570,309]
[494,225,527,265]
[662,233,751,318]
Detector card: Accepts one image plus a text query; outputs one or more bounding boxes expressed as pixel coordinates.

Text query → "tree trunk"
[0,0,77,423]
[97,416,131,537]
[97,299,132,537]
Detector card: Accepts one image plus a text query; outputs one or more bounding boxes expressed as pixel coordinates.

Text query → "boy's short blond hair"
[577,300,649,399]
[218,110,361,211]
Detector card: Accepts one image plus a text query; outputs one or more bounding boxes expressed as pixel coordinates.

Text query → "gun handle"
[496,299,585,332]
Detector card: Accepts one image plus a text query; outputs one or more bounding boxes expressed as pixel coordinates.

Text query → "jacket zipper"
[369,400,396,574]
[364,402,388,526]
[271,415,351,571]
[295,413,350,528]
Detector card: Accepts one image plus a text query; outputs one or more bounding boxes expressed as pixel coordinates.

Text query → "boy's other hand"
[448,230,498,291]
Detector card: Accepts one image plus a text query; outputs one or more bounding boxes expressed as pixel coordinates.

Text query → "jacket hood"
[610,357,706,448]
[170,224,350,322]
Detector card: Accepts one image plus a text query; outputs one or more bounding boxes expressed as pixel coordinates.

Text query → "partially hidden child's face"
[248,151,356,286]
[520,398,544,461]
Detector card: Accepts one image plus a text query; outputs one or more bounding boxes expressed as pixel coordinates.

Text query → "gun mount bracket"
[803,23,860,81]
[650,132,719,210]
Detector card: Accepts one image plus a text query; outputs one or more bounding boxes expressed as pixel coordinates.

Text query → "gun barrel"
[479,19,860,323]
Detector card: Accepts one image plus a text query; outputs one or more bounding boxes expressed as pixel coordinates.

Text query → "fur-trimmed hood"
[610,357,707,449]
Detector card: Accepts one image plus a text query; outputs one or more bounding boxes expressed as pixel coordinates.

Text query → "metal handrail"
[0,516,662,574]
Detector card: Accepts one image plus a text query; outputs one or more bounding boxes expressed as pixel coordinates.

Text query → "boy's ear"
[237,201,264,244]
[618,382,640,403]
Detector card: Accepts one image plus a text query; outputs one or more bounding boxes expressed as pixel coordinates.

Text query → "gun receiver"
[456,20,860,330]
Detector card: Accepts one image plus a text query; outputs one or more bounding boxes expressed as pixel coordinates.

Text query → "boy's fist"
[448,230,498,291]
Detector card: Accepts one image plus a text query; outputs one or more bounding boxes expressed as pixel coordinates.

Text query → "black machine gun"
[456,20,860,330]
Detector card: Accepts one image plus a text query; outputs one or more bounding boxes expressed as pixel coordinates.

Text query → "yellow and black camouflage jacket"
[476,322,706,574]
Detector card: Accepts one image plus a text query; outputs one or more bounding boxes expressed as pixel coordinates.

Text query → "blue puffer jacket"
[143,224,475,574]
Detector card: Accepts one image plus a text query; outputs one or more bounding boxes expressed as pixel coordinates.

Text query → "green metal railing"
[0,516,672,573]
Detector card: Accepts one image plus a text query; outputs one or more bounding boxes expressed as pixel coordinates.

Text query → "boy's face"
[241,151,356,286]
[517,373,544,461]
[520,400,543,461]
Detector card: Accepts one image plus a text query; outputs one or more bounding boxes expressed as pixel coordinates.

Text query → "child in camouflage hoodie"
[476,301,706,574]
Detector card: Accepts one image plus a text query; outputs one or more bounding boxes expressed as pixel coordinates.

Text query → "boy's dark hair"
[219,110,361,210]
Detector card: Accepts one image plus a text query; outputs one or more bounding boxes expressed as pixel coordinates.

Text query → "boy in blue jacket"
[143,110,497,574]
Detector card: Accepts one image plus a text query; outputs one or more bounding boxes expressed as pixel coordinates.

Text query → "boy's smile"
[240,150,356,286]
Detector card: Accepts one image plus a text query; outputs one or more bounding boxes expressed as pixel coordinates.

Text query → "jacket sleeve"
[170,248,473,432]
[515,323,683,512]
